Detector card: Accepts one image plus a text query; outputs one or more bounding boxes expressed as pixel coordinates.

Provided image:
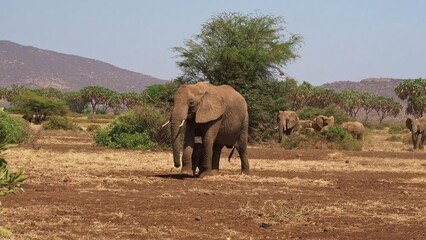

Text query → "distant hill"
[0,40,168,92]
[321,78,405,101]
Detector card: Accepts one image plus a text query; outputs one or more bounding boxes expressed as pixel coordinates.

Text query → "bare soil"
[1,128,425,239]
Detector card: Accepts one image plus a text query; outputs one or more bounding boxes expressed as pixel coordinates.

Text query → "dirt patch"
[1,130,425,239]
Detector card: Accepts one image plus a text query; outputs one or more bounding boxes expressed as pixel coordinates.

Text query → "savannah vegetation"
[0,12,423,150]
[0,12,425,239]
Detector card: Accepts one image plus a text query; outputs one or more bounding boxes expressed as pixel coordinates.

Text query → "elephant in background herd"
[312,115,335,132]
[406,117,426,149]
[277,111,300,142]
[276,111,366,141]
[341,121,365,140]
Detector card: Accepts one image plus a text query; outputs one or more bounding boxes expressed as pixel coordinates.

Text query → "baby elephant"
[341,121,365,140]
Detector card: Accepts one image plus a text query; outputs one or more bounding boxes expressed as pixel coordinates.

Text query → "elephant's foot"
[198,169,219,178]
[181,167,193,177]
[241,169,250,175]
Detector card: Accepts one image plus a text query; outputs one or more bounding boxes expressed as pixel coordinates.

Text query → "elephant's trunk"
[171,106,188,168]
[278,120,285,143]
[171,122,182,168]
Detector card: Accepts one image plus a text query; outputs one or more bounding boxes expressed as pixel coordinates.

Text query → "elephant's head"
[277,111,299,142]
[406,117,419,134]
[312,115,334,132]
[170,82,225,168]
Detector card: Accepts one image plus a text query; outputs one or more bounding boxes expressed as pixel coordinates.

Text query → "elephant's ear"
[315,116,325,129]
[328,116,335,125]
[288,112,299,128]
[195,90,225,123]
[406,118,414,131]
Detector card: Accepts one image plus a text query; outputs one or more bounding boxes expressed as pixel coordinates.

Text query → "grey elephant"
[312,115,334,132]
[406,117,426,149]
[277,111,300,143]
[341,121,365,140]
[168,81,249,177]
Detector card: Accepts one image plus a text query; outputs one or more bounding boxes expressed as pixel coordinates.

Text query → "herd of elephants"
[161,82,425,177]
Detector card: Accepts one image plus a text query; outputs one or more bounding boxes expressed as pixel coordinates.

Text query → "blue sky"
[1,1,425,85]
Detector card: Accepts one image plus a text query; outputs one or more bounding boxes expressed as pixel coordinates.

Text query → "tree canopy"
[395,78,426,117]
[173,12,303,90]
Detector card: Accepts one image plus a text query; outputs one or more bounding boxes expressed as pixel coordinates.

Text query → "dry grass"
[1,124,425,239]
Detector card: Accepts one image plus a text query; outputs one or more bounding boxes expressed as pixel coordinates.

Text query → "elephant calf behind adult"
[341,121,365,140]
[170,82,249,176]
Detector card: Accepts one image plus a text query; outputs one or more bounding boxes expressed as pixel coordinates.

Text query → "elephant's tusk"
[161,121,170,128]
[179,119,185,127]
[274,126,278,130]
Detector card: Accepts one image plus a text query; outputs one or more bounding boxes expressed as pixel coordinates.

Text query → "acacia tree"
[359,92,377,121]
[80,86,115,114]
[374,96,402,123]
[395,78,426,117]
[32,87,63,99]
[121,92,144,109]
[0,88,6,100]
[336,90,364,118]
[64,92,89,113]
[172,12,302,141]
[173,12,302,91]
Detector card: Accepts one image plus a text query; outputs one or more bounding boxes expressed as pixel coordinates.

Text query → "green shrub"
[0,144,26,237]
[0,112,29,144]
[86,124,101,132]
[93,105,170,150]
[386,135,403,142]
[298,105,350,123]
[321,125,348,142]
[42,116,82,131]
[388,124,407,134]
[337,136,363,151]
[288,125,363,151]
[279,135,308,149]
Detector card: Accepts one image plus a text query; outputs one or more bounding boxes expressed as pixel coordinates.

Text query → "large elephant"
[341,121,365,140]
[406,117,426,150]
[277,111,300,143]
[312,115,334,132]
[169,81,249,176]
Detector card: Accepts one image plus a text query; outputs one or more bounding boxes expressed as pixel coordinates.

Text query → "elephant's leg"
[412,134,417,149]
[415,133,422,150]
[236,146,249,175]
[420,133,426,149]
[236,137,249,175]
[181,126,195,175]
[192,143,203,176]
[212,144,224,170]
[198,121,221,177]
